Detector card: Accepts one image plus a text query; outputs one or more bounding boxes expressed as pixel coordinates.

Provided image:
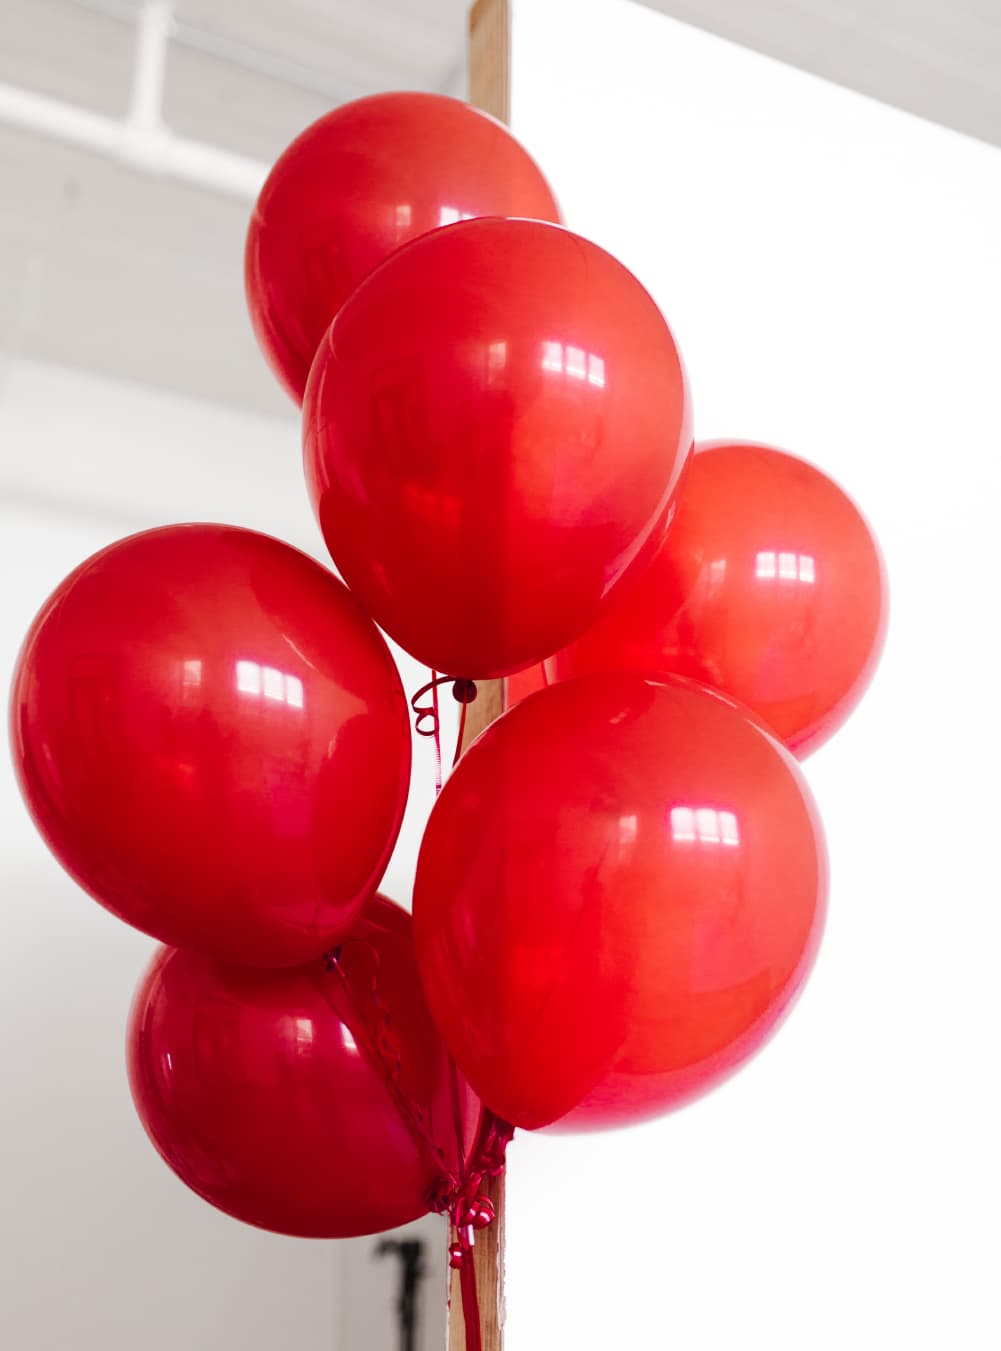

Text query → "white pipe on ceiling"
[0,1,268,201]
[0,80,268,200]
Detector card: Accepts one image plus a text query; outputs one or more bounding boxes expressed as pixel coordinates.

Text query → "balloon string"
[446,1050,480,1339]
[453,699,469,768]
[410,672,455,735]
[326,948,513,1351]
[460,1250,483,1351]
[323,945,454,1190]
[406,671,498,1347]
[448,1055,470,1186]
[323,946,514,1214]
[447,1110,514,1343]
[409,674,478,794]
[431,672,443,795]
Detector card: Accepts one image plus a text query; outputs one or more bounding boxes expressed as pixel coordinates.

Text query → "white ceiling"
[0,0,469,152]
[646,0,1001,149]
[0,0,998,420]
[0,0,469,419]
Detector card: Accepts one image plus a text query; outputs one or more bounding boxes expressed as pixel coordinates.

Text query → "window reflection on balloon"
[393,202,412,239]
[235,659,305,709]
[755,549,816,583]
[669,805,740,847]
[438,205,476,225]
[540,340,606,387]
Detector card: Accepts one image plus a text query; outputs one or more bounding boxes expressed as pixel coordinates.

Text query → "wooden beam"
[469,0,510,124]
[447,10,510,1347]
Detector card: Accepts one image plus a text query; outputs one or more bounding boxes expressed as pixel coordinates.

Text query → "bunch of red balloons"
[9,93,886,1249]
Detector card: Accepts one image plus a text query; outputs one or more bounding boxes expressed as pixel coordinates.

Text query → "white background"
[502,2,1000,1348]
[2,0,999,1347]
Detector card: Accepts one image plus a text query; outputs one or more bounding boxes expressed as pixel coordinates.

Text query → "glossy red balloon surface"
[502,664,549,712]
[128,895,481,1237]
[304,217,693,678]
[10,524,411,966]
[246,91,563,403]
[554,441,888,757]
[414,674,827,1131]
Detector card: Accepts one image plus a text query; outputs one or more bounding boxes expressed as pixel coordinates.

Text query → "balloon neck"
[451,678,478,705]
[410,673,478,735]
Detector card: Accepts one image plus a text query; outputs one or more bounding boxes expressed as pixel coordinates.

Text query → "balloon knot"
[410,674,477,734]
[451,679,478,704]
[459,1195,495,1230]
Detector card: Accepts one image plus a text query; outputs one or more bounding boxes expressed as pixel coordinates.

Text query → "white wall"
[502,1,1000,1348]
[337,1212,449,1351]
[0,356,453,1349]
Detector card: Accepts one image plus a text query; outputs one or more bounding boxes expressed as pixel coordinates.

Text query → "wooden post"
[469,0,510,125]
[445,671,506,1351]
[447,11,510,1346]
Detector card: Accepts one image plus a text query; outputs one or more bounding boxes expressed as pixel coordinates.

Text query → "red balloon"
[10,524,411,966]
[502,663,549,712]
[245,92,563,403]
[128,894,481,1237]
[414,674,827,1131]
[304,217,693,678]
[554,441,888,757]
